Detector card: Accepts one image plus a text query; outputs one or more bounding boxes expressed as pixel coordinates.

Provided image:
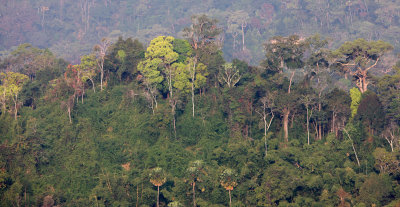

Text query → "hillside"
[0,3,400,207]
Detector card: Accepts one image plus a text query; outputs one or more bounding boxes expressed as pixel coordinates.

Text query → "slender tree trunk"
[168,65,173,98]
[14,94,18,120]
[229,190,232,207]
[90,78,95,92]
[307,107,310,145]
[331,111,335,133]
[136,185,139,207]
[288,71,295,94]
[318,103,322,140]
[68,106,72,123]
[24,186,26,207]
[265,114,274,157]
[157,186,160,207]
[191,60,196,117]
[241,23,246,51]
[193,182,196,207]
[318,123,322,140]
[82,88,84,104]
[343,128,361,166]
[100,65,104,91]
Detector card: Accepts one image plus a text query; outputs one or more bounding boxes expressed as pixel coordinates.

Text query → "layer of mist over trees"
[1,2,400,207]
[1,0,400,65]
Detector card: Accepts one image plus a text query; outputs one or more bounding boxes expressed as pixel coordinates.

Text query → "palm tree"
[149,167,167,207]
[186,160,205,207]
[220,168,238,207]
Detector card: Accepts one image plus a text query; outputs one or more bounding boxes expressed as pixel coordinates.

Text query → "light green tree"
[0,72,29,120]
[349,87,361,120]
[138,36,180,114]
[78,54,97,92]
[173,58,208,117]
[144,36,179,98]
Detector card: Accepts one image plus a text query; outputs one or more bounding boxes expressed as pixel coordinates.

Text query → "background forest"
[1,0,400,65]
[1,1,400,207]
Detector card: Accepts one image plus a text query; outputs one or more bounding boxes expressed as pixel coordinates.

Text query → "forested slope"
[0,13,400,207]
[1,0,400,64]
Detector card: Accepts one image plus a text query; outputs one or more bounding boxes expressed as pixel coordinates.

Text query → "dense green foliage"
[1,13,400,207]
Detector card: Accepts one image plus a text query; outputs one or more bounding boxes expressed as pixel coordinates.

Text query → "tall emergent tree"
[255,91,276,156]
[183,14,221,117]
[78,54,97,92]
[145,36,178,98]
[94,38,111,91]
[263,35,307,142]
[138,36,179,114]
[333,38,393,93]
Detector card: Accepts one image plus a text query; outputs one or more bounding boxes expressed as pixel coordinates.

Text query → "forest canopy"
[1,0,400,65]
[1,2,400,207]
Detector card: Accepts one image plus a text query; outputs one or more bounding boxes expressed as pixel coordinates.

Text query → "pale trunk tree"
[229,189,232,207]
[192,182,196,207]
[283,71,295,142]
[232,31,238,51]
[342,128,361,166]
[382,123,398,152]
[143,82,158,115]
[255,94,275,156]
[94,38,111,91]
[283,108,290,143]
[169,97,177,138]
[12,93,18,120]
[308,106,314,144]
[241,21,247,51]
[157,186,160,207]
[189,58,197,117]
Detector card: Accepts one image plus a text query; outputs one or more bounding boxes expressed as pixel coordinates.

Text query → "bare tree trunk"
[90,78,95,92]
[24,186,26,207]
[265,114,274,156]
[362,76,368,93]
[14,95,17,120]
[68,107,72,123]
[193,182,196,207]
[283,108,290,143]
[229,190,232,207]
[307,107,310,145]
[168,65,173,98]
[288,71,295,94]
[157,186,160,207]
[331,111,335,133]
[136,185,139,207]
[100,62,104,91]
[191,60,196,117]
[343,128,361,166]
[241,23,246,51]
